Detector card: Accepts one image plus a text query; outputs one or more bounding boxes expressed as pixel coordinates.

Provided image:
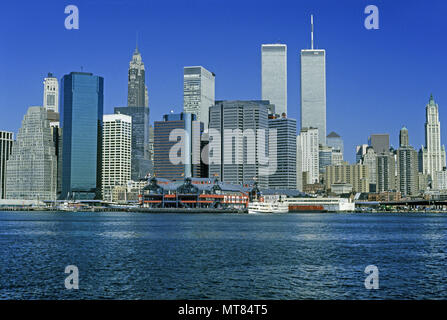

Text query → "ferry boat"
[248,196,355,214]
[284,197,355,212]
[248,201,289,214]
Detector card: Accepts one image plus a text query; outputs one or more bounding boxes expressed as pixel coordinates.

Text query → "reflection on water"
[0,211,447,299]
[98,231,143,239]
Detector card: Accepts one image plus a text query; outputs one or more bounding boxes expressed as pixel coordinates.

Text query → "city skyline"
[3,1,447,303]
[1,1,447,164]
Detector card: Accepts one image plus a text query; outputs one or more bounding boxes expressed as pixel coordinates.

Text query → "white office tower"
[183,66,215,131]
[296,136,303,191]
[102,114,132,202]
[362,147,377,186]
[421,94,446,178]
[300,15,326,145]
[297,127,319,184]
[43,73,59,112]
[262,44,287,116]
[6,106,57,200]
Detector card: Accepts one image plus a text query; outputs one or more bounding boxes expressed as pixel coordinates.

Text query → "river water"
[1,211,446,299]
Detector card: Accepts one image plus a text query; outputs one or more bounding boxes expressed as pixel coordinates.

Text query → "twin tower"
[262,15,326,146]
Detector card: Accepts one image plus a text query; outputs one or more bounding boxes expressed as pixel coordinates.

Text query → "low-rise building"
[368,191,401,202]
[140,177,254,209]
[330,183,353,195]
[111,180,147,204]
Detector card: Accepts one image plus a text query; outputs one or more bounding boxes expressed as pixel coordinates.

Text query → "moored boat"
[248,201,289,214]
[288,204,326,213]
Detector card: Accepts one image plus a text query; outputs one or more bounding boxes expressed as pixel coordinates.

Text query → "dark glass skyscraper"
[114,106,150,180]
[61,72,104,200]
[267,116,296,189]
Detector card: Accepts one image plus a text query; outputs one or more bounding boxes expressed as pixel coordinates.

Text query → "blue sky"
[0,0,446,163]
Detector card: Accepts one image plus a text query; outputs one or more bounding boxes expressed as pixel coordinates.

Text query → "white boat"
[248,201,289,214]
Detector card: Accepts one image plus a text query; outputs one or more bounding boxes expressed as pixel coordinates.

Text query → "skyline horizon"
[2,45,442,161]
[1,0,446,163]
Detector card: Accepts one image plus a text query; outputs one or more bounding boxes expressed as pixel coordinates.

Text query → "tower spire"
[135,31,139,52]
[311,14,314,50]
[429,93,435,106]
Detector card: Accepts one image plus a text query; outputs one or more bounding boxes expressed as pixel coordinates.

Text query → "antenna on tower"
[311,14,314,49]
[136,31,139,51]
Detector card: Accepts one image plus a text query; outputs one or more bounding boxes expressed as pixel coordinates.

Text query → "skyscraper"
[0,131,13,199]
[301,15,326,145]
[61,72,104,200]
[262,44,287,116]
[396,147,418,196]
[208,100,271,188]
[356,144,369,163]
[369,134,390,154]
[296,136,303,191]
[399,126,409,147]
[421,94,446,177]
[43,73,59,113]
[183,66,215,130]
[148,124,154,174]
[297,127,319,185]
[115,46,151,180]
[49,118,63,198]
[145,85,149,108]
[362,146,377,192]
[154,112,202,180]
[326,131,344,156]
[319,145,332,173]
[6,107,57,200]
[376,153,396,192]
[268,115,296,189]
[331,149,343,166]
[433,169,447,191]
[396,126,418,196]
[43,74,63,198]
[128,46,146,107]
[115,106,150,180]
[102,114,132,202]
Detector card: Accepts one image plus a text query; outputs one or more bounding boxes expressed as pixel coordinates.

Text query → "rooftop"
[327,131,340,138]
